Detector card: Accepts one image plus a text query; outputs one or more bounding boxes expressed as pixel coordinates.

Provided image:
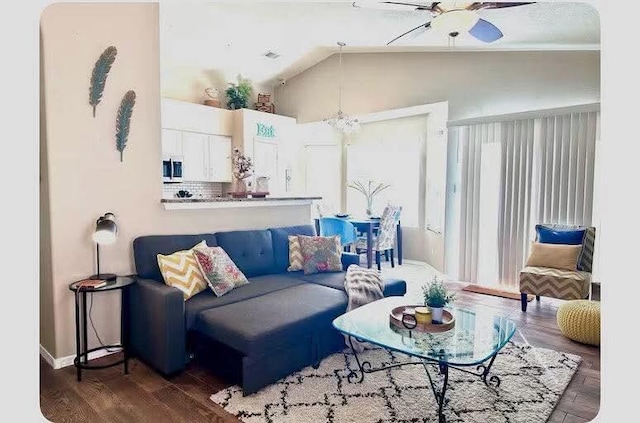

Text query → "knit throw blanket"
[343,264,384,352]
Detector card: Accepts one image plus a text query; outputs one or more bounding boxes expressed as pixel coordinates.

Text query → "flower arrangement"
[422,276,456,308]
[231,147,253,180]
[347,180,391,216]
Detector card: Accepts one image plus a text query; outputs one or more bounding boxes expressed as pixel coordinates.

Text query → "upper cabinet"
[160,99,300,190]
[161,98,234,135]
[231,109,299,194]
[161,98,234,183]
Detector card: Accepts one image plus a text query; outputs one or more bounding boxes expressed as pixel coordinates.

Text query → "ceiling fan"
[353,2,535,45]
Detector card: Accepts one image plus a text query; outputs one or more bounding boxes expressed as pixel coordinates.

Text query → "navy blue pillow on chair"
[535,225,586,245]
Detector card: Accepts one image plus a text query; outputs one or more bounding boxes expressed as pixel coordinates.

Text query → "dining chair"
[318,216,358,252]
[355,204,402,270]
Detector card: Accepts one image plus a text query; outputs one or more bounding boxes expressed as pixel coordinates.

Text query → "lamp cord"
[88,292,122,353]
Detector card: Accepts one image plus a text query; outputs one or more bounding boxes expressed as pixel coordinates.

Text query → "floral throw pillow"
[298,235,343,275]
[192,246,249,296]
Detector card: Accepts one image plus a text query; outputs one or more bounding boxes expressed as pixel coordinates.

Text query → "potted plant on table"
[422,276,456,324]
[347,180,391,217]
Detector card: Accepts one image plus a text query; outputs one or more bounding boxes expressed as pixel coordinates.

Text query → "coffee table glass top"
[333,296,517,366]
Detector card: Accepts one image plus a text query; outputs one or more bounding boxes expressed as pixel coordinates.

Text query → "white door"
[208,135,232,182]
[181,131,208,181]
[161,129,182,156]
[304,145,341,215]
[253,139,279,192]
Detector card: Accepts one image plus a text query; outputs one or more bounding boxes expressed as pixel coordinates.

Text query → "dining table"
[313,216,403,269]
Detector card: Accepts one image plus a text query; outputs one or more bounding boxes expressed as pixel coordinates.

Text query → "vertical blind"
[455,110,600,290]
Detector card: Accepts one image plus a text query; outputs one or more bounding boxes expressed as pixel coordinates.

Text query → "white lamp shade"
[431,10,480,35]
[92,213,117,245]
[93,229,116,245]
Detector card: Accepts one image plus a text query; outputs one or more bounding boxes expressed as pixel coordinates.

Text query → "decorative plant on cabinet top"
[225,76,253,110]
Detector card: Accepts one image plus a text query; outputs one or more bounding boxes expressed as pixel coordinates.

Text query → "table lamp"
[90,212,118,281]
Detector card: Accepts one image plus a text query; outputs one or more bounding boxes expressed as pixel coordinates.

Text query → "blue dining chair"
[318,217,358,251]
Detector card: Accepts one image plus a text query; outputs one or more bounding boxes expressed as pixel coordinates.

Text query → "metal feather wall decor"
[115,90,136,162]
[89,46,117,117]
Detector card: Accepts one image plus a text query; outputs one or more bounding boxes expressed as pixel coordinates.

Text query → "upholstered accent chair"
[519,224,596,312]
[356,205,402,270]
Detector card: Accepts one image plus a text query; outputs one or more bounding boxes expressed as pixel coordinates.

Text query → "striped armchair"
[519,224,596,312]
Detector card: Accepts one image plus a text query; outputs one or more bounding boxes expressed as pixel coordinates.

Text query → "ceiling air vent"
[263,51,280,59]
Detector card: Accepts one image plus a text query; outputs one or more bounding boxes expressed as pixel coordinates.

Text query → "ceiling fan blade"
[353,2,438,11]
[387,21,431,45]
[468,18,503,42]
[468,2,535,11]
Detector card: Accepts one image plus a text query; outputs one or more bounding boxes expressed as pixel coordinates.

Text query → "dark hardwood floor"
[40,281,600,423]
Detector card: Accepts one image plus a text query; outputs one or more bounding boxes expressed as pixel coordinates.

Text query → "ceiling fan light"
[431,10,479,35]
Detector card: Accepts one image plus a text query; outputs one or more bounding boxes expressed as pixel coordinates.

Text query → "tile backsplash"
[162,181,227,199]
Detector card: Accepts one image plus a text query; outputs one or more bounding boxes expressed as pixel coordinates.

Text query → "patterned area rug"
[210,342,581,423]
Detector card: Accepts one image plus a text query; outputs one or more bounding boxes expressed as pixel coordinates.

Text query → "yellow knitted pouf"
[557,300,601,346]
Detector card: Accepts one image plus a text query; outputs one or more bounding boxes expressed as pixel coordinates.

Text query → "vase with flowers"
[231,147,253,197]
[422,276,456,324]
[347,180,391,217]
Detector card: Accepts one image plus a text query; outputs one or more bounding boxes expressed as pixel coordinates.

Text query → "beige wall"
[40,3,310,360]
[275,50,600,123]
[276,50,599,269]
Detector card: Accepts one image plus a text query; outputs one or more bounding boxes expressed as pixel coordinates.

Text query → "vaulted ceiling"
[160,1,600,88]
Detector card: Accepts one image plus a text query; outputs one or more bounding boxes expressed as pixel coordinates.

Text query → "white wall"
[40,3,311,360]
[275,50,600,123]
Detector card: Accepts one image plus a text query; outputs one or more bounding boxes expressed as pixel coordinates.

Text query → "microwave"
[163,155,183,183]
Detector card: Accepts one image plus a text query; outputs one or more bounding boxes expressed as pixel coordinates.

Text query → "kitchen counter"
[161,195,322,210]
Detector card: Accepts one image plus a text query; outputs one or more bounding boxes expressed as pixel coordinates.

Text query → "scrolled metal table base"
[345,336,503,422]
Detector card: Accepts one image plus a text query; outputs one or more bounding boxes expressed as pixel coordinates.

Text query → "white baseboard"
[40,344,121,369]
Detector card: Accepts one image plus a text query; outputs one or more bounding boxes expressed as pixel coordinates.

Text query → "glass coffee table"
[333,297,517,423]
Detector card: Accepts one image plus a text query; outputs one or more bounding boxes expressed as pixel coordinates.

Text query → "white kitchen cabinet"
[253,138,280,192]
[181,131,207,182]
[181,131,232,182]
[161,129,183,156]
[208,135,232,182]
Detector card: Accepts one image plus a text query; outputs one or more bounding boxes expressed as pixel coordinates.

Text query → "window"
[345,116,426,227]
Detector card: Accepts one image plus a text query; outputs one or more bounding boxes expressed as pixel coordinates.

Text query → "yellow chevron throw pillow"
[287,235,304,272]
[157,240,208,300]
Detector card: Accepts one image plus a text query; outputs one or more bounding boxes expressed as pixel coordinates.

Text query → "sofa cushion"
[193,284,348,356]
[214,230,277,277]
[193,246,249,296]
[184,274,306,330]
[296,271,407,297]
[134,234,218,282]
[298,235,343,275]
[157,240,209,300]
[269,225,316,273]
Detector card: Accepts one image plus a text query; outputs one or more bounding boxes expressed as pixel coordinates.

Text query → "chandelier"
[324,42,360,134]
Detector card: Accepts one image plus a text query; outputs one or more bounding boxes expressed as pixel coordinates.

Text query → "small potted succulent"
[422,276,456,324]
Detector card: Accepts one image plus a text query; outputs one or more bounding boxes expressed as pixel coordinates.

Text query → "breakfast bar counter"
[161,196,322,210]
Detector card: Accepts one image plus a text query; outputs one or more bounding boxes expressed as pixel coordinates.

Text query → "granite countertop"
[161,195,322,203]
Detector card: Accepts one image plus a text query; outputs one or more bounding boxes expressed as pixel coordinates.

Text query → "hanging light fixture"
[324,42,360,134]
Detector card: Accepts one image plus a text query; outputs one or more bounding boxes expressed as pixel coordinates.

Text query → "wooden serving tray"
[390,305,455,333]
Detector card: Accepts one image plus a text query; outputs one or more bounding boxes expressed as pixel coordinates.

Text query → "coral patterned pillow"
[192,246,249,296]
[156,240,208,301]
[298,235,343,275]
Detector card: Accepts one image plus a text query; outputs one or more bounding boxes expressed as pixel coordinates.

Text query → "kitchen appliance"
[163,155,183,183]
[255,176,270,193]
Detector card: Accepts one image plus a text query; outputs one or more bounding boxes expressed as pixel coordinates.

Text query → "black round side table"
[68,275,136,381]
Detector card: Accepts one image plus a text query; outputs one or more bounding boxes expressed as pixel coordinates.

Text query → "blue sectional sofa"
[128,224,407,395]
